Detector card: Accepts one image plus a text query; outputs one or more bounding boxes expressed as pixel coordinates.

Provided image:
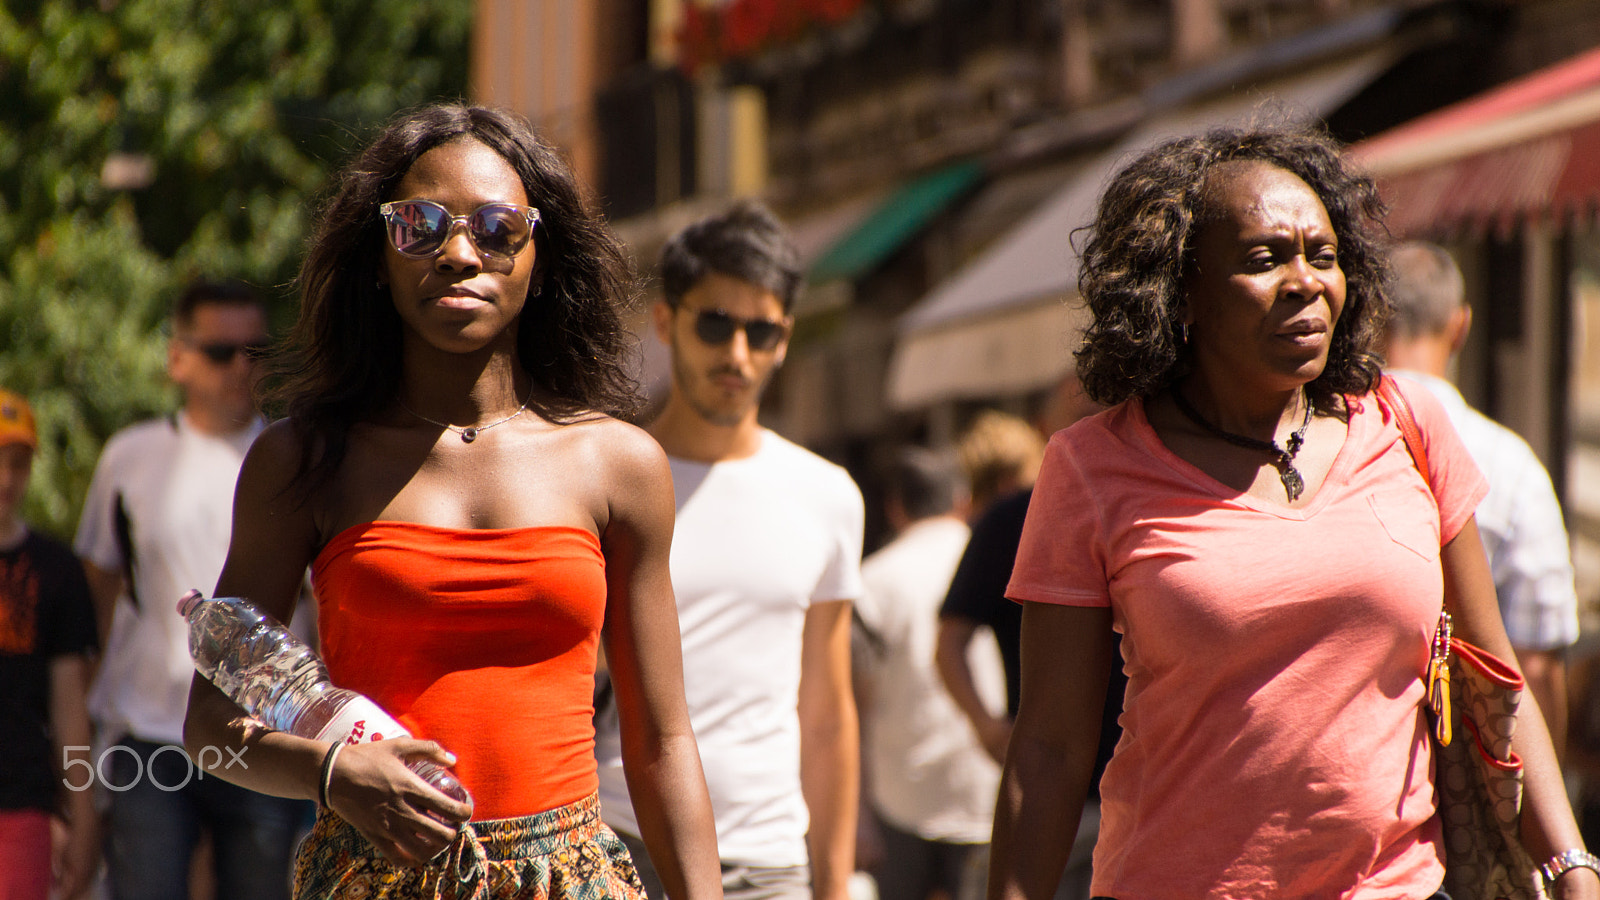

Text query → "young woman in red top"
[183,104,721,900]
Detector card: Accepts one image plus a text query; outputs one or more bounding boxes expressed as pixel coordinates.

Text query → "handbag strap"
[1375,373,1431,488]
[1376,375,1457,744]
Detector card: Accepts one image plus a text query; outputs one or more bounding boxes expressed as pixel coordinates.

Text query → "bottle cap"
[176,589,205,617]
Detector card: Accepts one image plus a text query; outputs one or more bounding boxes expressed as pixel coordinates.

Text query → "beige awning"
[1347,44,1600,236]
[887,47,1399,410]
[888,297,1090,409]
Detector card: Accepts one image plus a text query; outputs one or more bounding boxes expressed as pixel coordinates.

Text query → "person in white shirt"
[1383,240,1580,755]
[854,447,1003,900]
[76,279,307,900]
[595,200,864,900]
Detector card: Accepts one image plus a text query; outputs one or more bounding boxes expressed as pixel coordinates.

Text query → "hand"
[326,738,474,867]
[978,715,1014,765]
[1552,865,1600,900]
[51,799,98,900]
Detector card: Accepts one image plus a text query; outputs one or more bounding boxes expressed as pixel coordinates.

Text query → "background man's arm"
[935,616,1011,763]
[799,599,858,900]
[81,561,122,654]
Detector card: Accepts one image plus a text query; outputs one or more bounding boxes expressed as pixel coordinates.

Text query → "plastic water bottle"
[177,589,471,807]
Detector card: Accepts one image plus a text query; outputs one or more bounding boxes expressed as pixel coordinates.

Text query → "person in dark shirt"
[934,377,1119,900]
[0,389,98,900]
[936,373,1115,768]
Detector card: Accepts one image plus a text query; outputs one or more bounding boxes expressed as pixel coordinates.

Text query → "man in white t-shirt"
[595,201,864,900]
[76,280,307,900]
[1383,241,1580,756]
[853,447,1003,900]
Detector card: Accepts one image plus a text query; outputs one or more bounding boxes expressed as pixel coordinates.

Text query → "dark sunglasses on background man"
[693,309,789,352]
[188,341,271,365]
[379,200,541,261]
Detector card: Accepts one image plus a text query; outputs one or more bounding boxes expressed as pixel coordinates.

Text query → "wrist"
[1544,848,1600,890]
[318,741,343,809]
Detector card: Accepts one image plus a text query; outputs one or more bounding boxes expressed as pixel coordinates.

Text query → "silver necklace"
[399,387,534,443]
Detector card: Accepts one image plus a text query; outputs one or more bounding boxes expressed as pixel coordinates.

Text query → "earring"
[1179,322,1190,344]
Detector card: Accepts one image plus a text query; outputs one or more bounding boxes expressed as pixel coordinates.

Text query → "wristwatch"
[1542,848,1600,886]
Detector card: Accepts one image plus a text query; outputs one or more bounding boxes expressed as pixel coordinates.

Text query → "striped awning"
[1348,45,1600,236]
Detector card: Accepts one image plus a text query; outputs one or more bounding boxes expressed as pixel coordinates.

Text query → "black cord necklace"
[1171,387,1315,501]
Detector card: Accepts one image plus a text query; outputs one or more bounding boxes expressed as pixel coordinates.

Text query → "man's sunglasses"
[378,200,541,261]
[692,309,789,352]
[189,341,270,365]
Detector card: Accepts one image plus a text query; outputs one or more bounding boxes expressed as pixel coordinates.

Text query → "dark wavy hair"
[659,199,803,313]
[1075,124,1390,409]
[266,103,638,489]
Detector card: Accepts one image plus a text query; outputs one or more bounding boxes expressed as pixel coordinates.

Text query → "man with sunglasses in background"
[594,201,865,900]
[76,279,308,900]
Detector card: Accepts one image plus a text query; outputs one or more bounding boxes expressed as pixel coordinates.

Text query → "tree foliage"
[0,0,472,539]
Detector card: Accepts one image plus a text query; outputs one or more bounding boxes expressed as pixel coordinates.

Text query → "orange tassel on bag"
[1428,611,1454,746]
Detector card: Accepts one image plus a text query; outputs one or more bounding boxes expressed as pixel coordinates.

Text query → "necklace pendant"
[1280,466,1305,502]
[460,427,478,443]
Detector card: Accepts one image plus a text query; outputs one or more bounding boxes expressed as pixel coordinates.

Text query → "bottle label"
[313,697,411,746]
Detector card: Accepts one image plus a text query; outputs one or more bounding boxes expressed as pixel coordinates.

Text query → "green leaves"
[0,0,471,538]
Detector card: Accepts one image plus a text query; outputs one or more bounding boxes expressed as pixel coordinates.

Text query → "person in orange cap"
[0,389,98,900]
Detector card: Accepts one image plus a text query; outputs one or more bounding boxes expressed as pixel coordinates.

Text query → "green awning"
[808,160,983,284]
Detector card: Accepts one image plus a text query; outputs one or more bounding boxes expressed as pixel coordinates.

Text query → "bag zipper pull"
[1427,612,1453,747]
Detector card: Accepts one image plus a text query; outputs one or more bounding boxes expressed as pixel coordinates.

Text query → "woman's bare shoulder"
[238,419,306,490]
[562,414,670,482]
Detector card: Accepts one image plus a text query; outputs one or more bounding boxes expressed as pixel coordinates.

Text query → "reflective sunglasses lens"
[386,201,451,257]
[468,205,533,259]
[693,311,738,345]
[745,321,785,351]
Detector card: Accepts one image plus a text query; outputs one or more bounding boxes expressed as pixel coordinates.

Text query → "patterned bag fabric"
[1428,615,1544,900]
[1377,376,1545,900]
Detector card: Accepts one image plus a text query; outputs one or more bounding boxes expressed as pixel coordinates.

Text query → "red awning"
[1347,45,1600,236]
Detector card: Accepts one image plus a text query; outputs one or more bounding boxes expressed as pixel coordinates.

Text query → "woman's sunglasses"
[692,309,789,352]
[378,200,541,261]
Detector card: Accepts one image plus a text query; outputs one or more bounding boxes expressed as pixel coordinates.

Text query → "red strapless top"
[311,521,606,820]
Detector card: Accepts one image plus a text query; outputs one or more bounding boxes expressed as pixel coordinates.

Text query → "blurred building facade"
[472,0,1600,551]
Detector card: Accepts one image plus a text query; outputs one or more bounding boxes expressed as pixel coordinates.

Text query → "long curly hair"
[265,103,638,490]
[1075,124,1390,409]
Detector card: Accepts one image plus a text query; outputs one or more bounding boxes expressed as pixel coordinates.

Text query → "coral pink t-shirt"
[1007,380,1487,900]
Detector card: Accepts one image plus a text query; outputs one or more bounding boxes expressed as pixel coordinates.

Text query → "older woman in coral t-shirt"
[988,125,1598,900]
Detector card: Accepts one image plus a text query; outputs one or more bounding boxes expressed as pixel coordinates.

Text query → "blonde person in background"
[954,411,1043,520]
[935,377,1112,900]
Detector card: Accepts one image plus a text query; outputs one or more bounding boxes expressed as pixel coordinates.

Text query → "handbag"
[1377,375,1545,900]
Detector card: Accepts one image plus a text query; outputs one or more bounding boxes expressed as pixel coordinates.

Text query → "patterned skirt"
[292,793,646,900]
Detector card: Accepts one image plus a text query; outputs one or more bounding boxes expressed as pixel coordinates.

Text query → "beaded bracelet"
[318,742,343,810]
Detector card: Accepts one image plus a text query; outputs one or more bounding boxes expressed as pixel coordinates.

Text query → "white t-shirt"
[854,516,1003,844]
[1391,371,1579,651]
[76,413,263,746]
[595,430,865,867]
